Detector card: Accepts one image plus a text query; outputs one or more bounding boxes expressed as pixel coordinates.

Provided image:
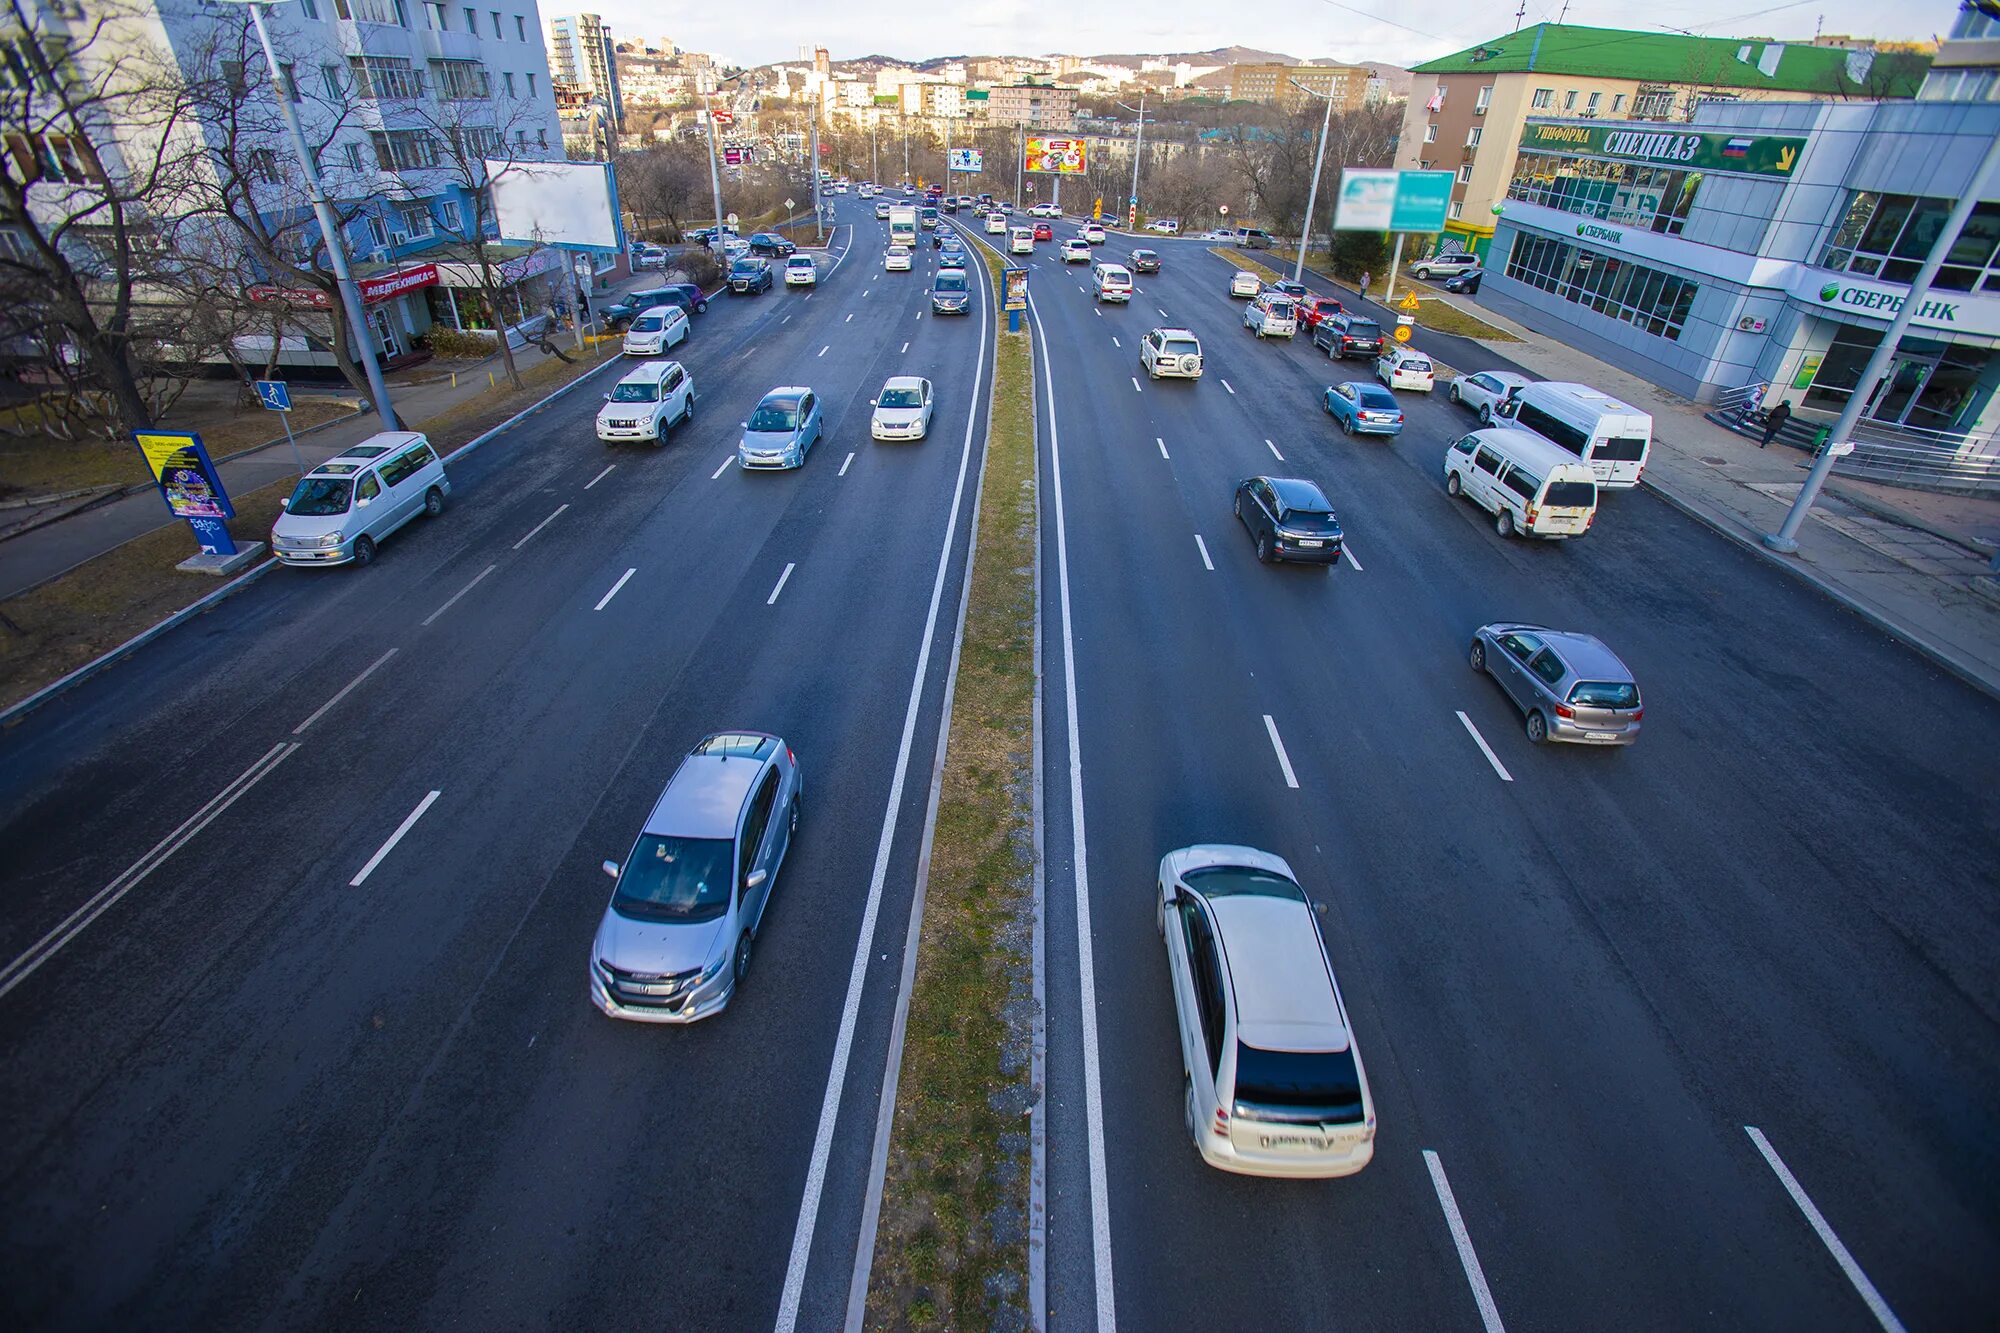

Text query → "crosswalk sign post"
[254,379,308,474]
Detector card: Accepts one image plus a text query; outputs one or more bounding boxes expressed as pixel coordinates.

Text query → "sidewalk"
[1367,280,2000,699]
[0,272,665,602]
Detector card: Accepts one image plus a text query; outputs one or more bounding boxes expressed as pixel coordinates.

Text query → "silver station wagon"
[1469,623,1644,745]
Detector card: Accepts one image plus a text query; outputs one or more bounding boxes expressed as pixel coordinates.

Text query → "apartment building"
[984,83,1078,130]
[547,13,622,131]
[1225,62,1374,111]
[1399,23,1930,257]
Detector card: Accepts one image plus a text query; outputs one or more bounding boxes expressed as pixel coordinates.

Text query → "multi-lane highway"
[1023,224,2000,1330]
[3,194,1996,1333]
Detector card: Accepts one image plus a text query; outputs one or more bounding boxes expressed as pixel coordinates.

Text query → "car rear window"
[1544,480,1598,508]
[1344,319,1382,338]
[1357,386,1399,410]
[1400,358,1432,373]
[1161,338,1200,356]
[1233,1043,1365,1123]
[1570,680,1640,709]
[1596,434,1649,462]
[1264,299,1294,317]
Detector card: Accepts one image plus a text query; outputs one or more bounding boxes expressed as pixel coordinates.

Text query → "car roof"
[1540,630,1633,680]
[319,431,425,470]
[1469,426,1595,476]
[1207,894,1346,1040]
[1264,476,1333,510]
[1155,326,1198,340]
[786,253,814,263]
[881,375,927,391]
[644,738,773,838]
[760,386,811,404]
[633,304,679,318]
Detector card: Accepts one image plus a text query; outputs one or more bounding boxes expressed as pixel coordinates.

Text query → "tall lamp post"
[1113,89,1150,230]
[700,70,750,245]
[225,0,398,429]
[1288,77,1337,285]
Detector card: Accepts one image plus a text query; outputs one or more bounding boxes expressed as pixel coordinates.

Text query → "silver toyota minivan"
[590,732,803,1023]
[271,431,448,567]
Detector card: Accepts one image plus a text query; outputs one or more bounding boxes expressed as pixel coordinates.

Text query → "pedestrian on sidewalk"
[1358,270,1372,302]
[1760,397,1792,448]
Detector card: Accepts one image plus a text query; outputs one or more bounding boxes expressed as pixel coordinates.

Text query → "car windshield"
[1233,1043,1365,1123]
[631,316,663,332]
[610,382,659,403]
[731,260,759,274]
[611,834,734,924]
[1571,679,1640,709]
[1182,865,1305,900]
[1357,386,1399,409]
[749,404,799,431]
[1161,338,1199,356]
[285,476,353,516]
[879,387,923,408]
[789,257,812,268]
[935,275,967,292]
[1544,480,1599,508]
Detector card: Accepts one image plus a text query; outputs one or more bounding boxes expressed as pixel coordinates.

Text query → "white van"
[1010,227,1035,255]
[272,431,448,567]
[1093,262,1133,302]
[986,211,1009,235]
[1493,382,1652,488]
[1443,427,1599,540]
[597,359,694,444]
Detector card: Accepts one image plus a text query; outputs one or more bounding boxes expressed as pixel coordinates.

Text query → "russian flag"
[1722,137,1752,158]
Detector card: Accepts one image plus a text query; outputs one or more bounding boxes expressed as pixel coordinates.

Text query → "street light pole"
[234,0,397,429]
[1014,120,1024,208]
[810,90,824,242]
[1289,77,1336,285]
[1115,89,1147,228]
[702,86,727,241]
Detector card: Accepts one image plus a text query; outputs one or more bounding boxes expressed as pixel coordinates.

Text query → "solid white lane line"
[767,562,796,605]
[293,647,398,735]
[901,341,909,353]
[349,790,441,888]
[839,451,855,477]
[1220,378,1236,395]
[0,741,300,1002]
[421,563,497,627]
[1156,437,1169,459]
[712,455,734,480]
[1266,439,1284,461]
[1425,1150,1508,1333]
[1262,714,1299,788]
[1746,1127,1907,1333]
[1131,377,1142,393]
[818,344,830,356]
[594,567,636,611]
[512,502,569,551]
[1342,542,1364,572]
[780,254,992,1333]
[1027,291,1117,1333]
[1456,711,1514,782]
[584,463,615,489]
[1194,534,1214,571]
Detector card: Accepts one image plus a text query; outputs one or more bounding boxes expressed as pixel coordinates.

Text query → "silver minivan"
[590,732,803,1023]
[271,431,448,566]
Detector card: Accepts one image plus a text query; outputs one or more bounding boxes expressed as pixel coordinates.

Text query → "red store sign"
[248,263,440,308]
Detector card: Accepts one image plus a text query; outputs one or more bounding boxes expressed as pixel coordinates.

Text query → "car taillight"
[1396,414,1405,423]
[1525,504,1538,525]
[1554,703,1575,719]
[1631,708,1644,721]
[1214,1107,1229,1136]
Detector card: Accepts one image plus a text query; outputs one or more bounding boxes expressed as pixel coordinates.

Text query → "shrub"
[666,247,724,291]
[424,327,498,359]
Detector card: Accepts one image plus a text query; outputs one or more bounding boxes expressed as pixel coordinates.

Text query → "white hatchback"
[1228,270,1262,299]
[621,305,689,356]
[1450,369,1532,423]
[885,246,913,271]
[1082,224,1107,244]
[1377,346,1435,392]
[1061,239,1092,263]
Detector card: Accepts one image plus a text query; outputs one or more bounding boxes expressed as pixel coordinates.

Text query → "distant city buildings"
[1225,63,1375,111]
[547,14,622,131]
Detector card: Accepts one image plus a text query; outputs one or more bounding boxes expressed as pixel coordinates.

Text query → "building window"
[1612,94,1626,112]
[490,10,501,38]
[463,7,477,35]
[503,70,515,97]
[1531,87,1553,109]
[345,142,364,170]
[448,125,502,157]
[395,202,433,238]
[1423,123,1437,143]
[1818,191,2000,292]
[515,14,525,40]
[1563,90,1578,110]
[1503,234,1699,340]
[368,215,390,248]
[1466,127,1482,147]
[338,0,408,23]
[1586,92,1601,114]
[439,199,463,231]
[0,228,34,262]
[1475,85,1491,113]
[429,59,490,99]
[537,127,548,148]
[1418,159,1432,170]
[526,72,536,97]
[1919,68,2000,101]
[1449,201,1464,220]
[2,131,105,184]
[1633,90,1676,119]
[1457,164,1473,184]
[279,62,300,102]
[424,1,446,27]
[349,55,424,101]
[369,128,441,170]
[300,0,319,19]
[322,64,342,98]
[1507,150,1702,236]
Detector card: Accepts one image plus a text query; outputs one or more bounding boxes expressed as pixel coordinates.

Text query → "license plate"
[1586,731,1618,741]
[1295,539,1323,548]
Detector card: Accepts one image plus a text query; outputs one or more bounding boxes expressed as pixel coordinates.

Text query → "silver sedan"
[1469,623,1644,745]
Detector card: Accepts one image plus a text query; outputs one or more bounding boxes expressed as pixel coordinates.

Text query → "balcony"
[419,27,481,62]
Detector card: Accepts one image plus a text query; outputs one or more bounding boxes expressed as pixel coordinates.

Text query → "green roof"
[1411,23,1929,97]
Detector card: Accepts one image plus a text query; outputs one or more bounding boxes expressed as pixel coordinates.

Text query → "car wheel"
[1446,471,1463,496]
[1339,413,1352,435]
[351,535,376,566]
[1469,638,1486,672]
[683,395,695,425]
[1449,383,1461,404]
[1255,532,1273,563]
[1526,711,1550,745]
[423,486,444,517]
[1479,404,1493,425]
[696,300,708,313]
[1496,509,1516,538]
[733,930,754,984]
[1233,493,1243,519]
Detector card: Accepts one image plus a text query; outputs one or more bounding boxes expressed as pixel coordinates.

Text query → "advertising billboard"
[948,148,983,172]
[1333,168,1454,232]
[134,431,238,554]
[1025,137,1086,175]
[488,160,620,250]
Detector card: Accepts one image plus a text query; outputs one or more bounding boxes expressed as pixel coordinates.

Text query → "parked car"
[1244,293,1298,339]
[1312,312,1385,360]
[885,245,913,271]
[1377,346,1435,392]
[784,254,818,287]
[589,731,803,1022]
[1443,427,1600,539]
[1228,270,1262,299]
[1033,221,1054,241]
[871,375,935,441]
[1271,279,1309,302]
[1143,218,1180,234]
[1130,248,1162,274]
[738,387,824,470]
[1323,381,1404,437]
[1140,327,1203,380]
[1082,223,1107,244]
[1234,475,1343,565]
[748,232,796,257]
[930,268,972,314]
[1409,251,1480,280]
[1296,294,1343,329]
[607,284,707,327]
[728,257,773,294]
[630,242,669,270]
[1450,370,1531,423]
[1443,266,1485,294]
[1061,239,1092,263]
[721,238,752,262]
[1030,202,1061,217]
[1157,845,1376,1177]
[684,224,739,246]
[597,360,695,445]
[621,304,690,356]
[1470,624,1643,745]
[272,431,447,567]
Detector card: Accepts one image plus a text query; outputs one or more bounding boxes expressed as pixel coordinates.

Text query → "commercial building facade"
[1479,98,2000,451]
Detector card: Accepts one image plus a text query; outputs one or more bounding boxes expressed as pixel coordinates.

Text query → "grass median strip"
[866,245,1037,1331]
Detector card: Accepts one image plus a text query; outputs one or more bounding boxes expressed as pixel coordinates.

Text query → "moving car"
[1469,625,1643,746]
[1030,201,1060,217]
[1093,263,1134,303]
[1450,370,1531,423]
[1377,346,1435,391]
[1234,475,1343,565]
[1312,312,1384,360]
[1140,327,1203,380]
[1443,427,1600,539]
[1082,223,1107,244]
[1158,845,1376,1178]
[590,731,803,1023]
[272,431,447,567]
[1061,239,1092,263]
[1130,248,1161,273]
[748,232,796,257]
[871,376,935,440]
[597,360,694,445]
[1228,270,1262,299]
[621,304,690,356]
[606,284,707,327]
[1231,227,1276,249]
[1409,250,1480,280]
[738,387,824,469]
[986,211,1009,235]
[1443,266,1485,294]
[1323,381,1404,437]
[1492,381,1653,489]
[885,245,914,271]
[1244,293,1298,338]
[1011,227,1036,255]
[629,242,668,270]
[1033,221,1054,241]
[1296,293,1343,329]
[728,257,773,294]
[875,200,892,220]
[784,254,818,286]
[1144,218,1181,234]
[930,268,972,315]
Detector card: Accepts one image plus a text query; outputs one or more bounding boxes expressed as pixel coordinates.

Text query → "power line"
[1313,0,1449,41]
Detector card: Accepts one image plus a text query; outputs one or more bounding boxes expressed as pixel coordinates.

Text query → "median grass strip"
[866,246,1037,1331]
[1213,246,1521,343]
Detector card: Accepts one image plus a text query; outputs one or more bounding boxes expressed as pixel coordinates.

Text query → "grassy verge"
[1213,247,1520,343]
[865,242,1037,1330]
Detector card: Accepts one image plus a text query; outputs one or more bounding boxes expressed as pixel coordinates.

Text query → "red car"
[1297,294,1345,329]
[1033,221,1053,241]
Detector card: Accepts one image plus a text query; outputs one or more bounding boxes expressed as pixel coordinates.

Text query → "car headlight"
[699,953,726,983]
[318,531,345,547]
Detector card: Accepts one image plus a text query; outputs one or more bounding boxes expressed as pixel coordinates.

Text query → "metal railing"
[1826,438,2000,493]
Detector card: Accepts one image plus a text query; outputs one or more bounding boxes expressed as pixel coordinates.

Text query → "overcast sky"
[578,0,1951,70]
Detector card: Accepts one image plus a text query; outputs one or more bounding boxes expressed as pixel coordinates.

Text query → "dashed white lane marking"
[711,455,734,480]
[840,451,855,477]
[294,647,397,735]
[1746,1127,1907,1333]
[1221,379,1236,395]
[422,564,497,627]
[512,502,569,551]
[819,345,830,356]
[846,313,853,322]
[1111,336,1121,348]
[1456,711,1514,782]
[1157,306,1168,317]
[1425,1150,1508,1333]
[584,464,615,489]
[594,567,636,612]
[1195,534,1214,571]
[1131,377,1142,393]
[864,288,871,297]
[767,561,797,605]
[1263,714,1300,789]
[782,315,792,324]
[1265,439,1284,461]
[1094,308,1102,317]
[1156,437,1169,459]
[349,789,441,887]
[1342,543,1364,572]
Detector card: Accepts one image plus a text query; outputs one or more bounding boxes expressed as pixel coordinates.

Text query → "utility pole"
[1014,120,1024,207]
[1289,78,1337,284]
[810,89,824,242]
[702,86,727,241]
[1115,89,1148,229]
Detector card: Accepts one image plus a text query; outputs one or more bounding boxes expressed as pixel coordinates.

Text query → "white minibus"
[1494,382,1652,488]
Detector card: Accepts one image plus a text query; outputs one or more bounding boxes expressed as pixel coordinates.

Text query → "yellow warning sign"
[1394,324,1413,342]
[1398,290,1421,311]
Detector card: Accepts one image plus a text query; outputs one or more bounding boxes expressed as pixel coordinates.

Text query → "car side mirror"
[601,859,620,879]
[603,393,611,401]
[356,497,371,507]
[1162,886,1180,906]
[740,421,748,429]
[746,869,768,889]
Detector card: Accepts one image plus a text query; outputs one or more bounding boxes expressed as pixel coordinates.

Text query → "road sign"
[784,198,795,210]
[724,147,741,166]
[1398,290,1421,311]
[1334,169,1454,232]
[1394,325,1412,342]
[711,108,734,125]
[253,380,291,412]
[1396,314,1416,325]
[726,212,738,226]
[1827,441,1856,457]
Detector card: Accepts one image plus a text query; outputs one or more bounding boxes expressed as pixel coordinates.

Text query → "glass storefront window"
[1818,194,2000,293]
[1506,152,1700,236]
[1501,232,1698,340]
[1800,324,1996,435]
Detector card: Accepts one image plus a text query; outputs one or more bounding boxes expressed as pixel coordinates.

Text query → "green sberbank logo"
[1819,282,1840,302]
[1576,221,1624,244]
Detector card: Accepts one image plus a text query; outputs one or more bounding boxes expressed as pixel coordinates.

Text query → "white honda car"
[870,375,935,441]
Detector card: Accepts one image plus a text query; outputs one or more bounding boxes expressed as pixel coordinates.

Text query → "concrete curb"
[1641,472,2000,704]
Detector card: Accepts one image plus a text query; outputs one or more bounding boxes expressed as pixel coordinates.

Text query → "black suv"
[606,283,707,327]
[1312,312,1385,360]
[748,232,796,257]
[728,258,773,295]
[1131,249,1162,273]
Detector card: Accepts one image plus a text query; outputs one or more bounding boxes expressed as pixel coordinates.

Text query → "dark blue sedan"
[1324,380,1405,437]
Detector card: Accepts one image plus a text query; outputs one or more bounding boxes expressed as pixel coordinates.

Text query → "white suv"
[784,254,818,286]
[1158,845,1376,1178]
[597,360,694,444]
[1030,202,1060,218]
[1140,327,1203,380]
[1409,251,1480,280]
